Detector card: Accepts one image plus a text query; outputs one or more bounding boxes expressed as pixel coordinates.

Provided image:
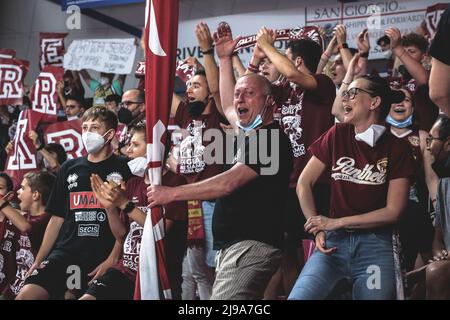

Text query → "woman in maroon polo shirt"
[289,55,415,300]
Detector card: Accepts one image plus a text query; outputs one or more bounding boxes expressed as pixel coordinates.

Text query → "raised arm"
[0,199,31,233]
[78,69,93,88]
[316,35,337,74]
[232,53,246,78]
[429,58,450,116]
[256,27,317,91]
[332,53,361,122]
[195,22,222,110]
[386,27,428,86]
[334,25,353,71]
[215,28,241,125]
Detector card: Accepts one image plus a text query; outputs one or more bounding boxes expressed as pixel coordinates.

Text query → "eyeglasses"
[341,87,375,100]
[426,135,444,147]
[119,101,143,108]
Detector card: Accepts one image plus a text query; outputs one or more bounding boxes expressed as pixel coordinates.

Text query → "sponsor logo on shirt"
[74,211,106,222]
[331,156,388,185]
[70,192,101,210]
[67,173,78,190]
[78,224,100,237]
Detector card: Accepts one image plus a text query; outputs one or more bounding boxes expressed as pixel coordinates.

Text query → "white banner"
[306,0,433,59]
[63,38,137,74]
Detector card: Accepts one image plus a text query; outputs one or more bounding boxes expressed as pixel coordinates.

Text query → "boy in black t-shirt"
[17,107,132,300]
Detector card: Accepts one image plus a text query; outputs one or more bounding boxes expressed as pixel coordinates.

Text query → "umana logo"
[67,173,78,190]
[70,192,102,210]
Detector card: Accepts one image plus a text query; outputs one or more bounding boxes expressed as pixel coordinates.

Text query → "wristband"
[322,52,331,59]
[200,47,214,55]
[342,81,351,86]
[338,43,349,50]
[36,143,45,151]
[122,201,135,215]
[0,200,10,211]
[360,51,369,58]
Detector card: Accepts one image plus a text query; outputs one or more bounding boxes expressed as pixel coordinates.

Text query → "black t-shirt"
[430,4,450,65]
[45,154,132,271]
[212,122,293,250]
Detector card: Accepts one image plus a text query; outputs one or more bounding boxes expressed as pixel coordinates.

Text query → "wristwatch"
[0,200,10,211]
[122,201,135,215]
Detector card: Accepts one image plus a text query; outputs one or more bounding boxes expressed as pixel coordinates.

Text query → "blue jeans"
[288,229,395,300]
[202,201,217,268]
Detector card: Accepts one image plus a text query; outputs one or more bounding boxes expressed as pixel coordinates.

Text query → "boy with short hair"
[0,172,55,299]
[17,107,132,300]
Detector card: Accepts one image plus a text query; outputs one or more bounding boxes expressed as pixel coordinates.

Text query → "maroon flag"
[30,66,64,122]
[44,119,87,159]
[0,58,29,106]
[0,49,16,59]
[39,32,67,70]
[137,0,179,300]
[5,109,43,189]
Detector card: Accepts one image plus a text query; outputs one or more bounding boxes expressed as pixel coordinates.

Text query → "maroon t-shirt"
[309,123,415,218]
[174,99,225,184]
[162,171,188,221]
[272,74,336,187]
[113,175,187,282]
[0,219,19,293]
[113,177,148,282]
[4,213,49,298]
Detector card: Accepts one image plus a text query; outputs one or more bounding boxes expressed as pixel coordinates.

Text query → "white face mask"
[355,124,386,147]
[82,131,110,154]
[382,49,392,59]
[100,76,110,86]
[127,156,147,177]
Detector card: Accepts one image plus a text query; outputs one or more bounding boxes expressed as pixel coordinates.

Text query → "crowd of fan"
[0,5,450,300]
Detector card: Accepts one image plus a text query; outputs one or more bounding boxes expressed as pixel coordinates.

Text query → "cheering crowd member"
[80,122,187,300]
[386,28,439,131]
[17,107,132,300]
[246,27,336,295]
[79,70,126,108]
[290,70,415,299]
[167,22,225,300]
[1,172,55,299]
[149,33,293,300]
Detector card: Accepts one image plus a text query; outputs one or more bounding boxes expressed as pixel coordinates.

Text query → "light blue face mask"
[386,114,413,129]
[236,114,263,132]
[235,96,269,132]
